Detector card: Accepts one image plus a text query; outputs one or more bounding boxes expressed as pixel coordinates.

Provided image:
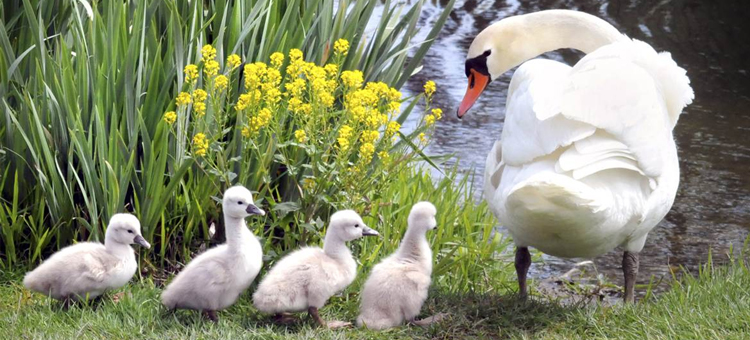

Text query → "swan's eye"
[238,201,244,205]
[127,229,134,234]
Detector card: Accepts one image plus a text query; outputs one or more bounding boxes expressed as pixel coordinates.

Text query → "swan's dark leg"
[308,306,325,327]
[622,251,640,303]
[515,247,532,299]
[203,310,219,322]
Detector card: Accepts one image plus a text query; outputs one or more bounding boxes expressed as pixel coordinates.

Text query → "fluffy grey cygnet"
[357,202,438,330]
[253,210,378,328]
[24,213,150,305]
[161,185,265,322]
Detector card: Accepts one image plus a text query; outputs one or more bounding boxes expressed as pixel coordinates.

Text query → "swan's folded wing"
[501,59,597,167]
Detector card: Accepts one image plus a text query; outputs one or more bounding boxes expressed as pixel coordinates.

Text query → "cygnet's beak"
[246,204,266,216]
[133,235,151,249]
[361,226,379,237]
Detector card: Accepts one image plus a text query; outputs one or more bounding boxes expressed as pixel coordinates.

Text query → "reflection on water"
[403,0,750,288]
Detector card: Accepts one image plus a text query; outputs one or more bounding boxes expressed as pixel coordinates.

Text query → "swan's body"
[459,10,693,301]
[24,214,150,302]
[253,210,378,327]
[357,202,437,330]
[161,186,265,321]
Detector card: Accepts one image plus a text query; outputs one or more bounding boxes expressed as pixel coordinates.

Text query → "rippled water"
[401,0,750,288]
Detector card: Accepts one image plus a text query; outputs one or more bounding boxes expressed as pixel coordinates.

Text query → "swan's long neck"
[323,233,352,261]
[396,228,431,262]
[479,10,627,77]
[224,215,251,249]
[518,10,624,56]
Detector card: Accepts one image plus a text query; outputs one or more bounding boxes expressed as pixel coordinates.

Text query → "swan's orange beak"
[457,69,490,118]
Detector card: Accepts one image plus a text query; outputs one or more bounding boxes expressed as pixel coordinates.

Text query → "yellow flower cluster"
[341,70,363,88]
[193,89,207,117]
[337,125,354,152]
[359,142,375,163]
[163,111,177,124]
[294,129,307,143]
[201,45,216,64]
[245,107,273,137]
[215,75,229,92]
[241,61,282,108]
[386,121,401,137]
[176,92,192,107]
[424,107,443,126]
[270,52,284,69]
[360,130,380,144]
[204,60,219,78]
[424,80,436,97]
[333,39,350,56]
[185,64,199,83]
[193,133,209,156]
[227,54,242,70]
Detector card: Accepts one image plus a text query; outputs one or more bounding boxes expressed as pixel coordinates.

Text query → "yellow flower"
[163,111,177,124]
[235,93,253,111]
[431,108,443,120]
[333,38,350,56]
[193,89,208,102]
[289,49,303,61]
[387,101,400,114]
[265,68,282,87]
[318,92,335,108]
[359,142,375,163]
[241,126,252,138]
[215,75,229,91]
[294,129,307,143]
[425,114,435,126]
[324,64,338,77]
[204,60,220,78]
[184,64,199,83]
[387,88,402,102]
[299,103,313,115]
[201,45,217,63]
[192,133,209,156]
[424,80,436,97]
[270,52,284,69]
[248,107,273,133]
[337,138,350,152]
[193,102,206,117]
[360,130,380,144]
[265,88,282,106]
[340,125,354,138]
[285,78,306,98]
[340,70,363,89]
[227,54,242,70]
[386,121,400,137]
[418,132,427,143]
[176,92,192,107]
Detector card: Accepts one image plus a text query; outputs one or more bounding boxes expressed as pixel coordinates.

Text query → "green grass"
[2,259,749,339]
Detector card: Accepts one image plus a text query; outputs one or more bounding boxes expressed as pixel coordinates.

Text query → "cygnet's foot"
[203,310,219,323]
[273,313,299,324]
[411,313,450,327]
[325,320,353,329]
[61,297,75,310]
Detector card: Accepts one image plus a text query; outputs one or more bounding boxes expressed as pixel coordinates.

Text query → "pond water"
[402,0,750,289]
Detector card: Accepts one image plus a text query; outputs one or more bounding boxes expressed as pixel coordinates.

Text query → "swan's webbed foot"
[515,246,532,299]
[622,251,639,303]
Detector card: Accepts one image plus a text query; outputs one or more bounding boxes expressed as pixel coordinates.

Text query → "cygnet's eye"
[354,224,360,228]
[127,229,134,234]
[238,201,244,205]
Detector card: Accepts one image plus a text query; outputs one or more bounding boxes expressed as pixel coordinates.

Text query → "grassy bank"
[1,258,748,339]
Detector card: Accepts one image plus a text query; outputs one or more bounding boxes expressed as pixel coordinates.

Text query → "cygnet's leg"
[515,247,531,299]
[622,251,640,303]
[273,312,299,324]
[410,313,450,327]
[61,296,75,310]
[203,310,219,323]
[307,306,351,329]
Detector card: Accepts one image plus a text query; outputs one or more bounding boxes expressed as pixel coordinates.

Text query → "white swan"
[161,186,265,322]
[457,10,693,302]
[23,213,150,305]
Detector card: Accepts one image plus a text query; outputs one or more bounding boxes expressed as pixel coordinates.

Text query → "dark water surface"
[402,0,750,288]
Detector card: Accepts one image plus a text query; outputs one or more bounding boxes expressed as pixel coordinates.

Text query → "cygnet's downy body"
[357,202,438,330]
[253,210,379,328]
[24,213,150,304]
[161,185,265,322]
